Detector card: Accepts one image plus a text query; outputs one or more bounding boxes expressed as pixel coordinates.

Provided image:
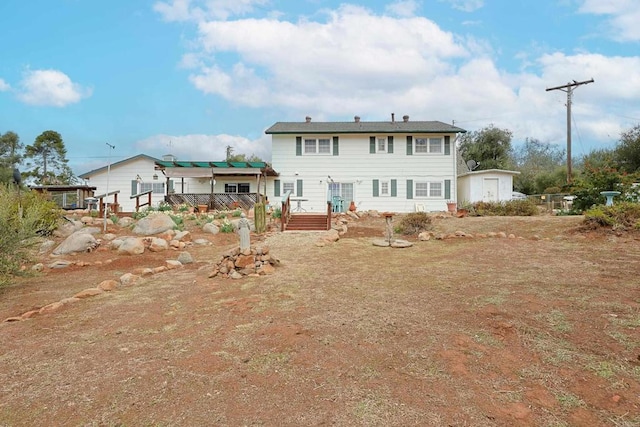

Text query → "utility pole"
[104,142,115,232]
[546,78,594,184]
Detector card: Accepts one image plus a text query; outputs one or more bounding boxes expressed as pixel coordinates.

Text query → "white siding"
[457,171,516,204]
[271,133,458,213]
[82,158,167,212]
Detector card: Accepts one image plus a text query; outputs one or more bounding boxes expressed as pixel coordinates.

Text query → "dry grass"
[0,214,639,426]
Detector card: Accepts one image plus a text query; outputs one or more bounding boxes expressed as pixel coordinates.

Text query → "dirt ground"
[1,212,639,426]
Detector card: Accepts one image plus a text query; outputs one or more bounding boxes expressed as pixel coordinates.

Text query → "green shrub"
[470,199,538,216]
[158,202,172,212]
[396,212,433,235]
[220,222,234,233]
[168,214,184,230]
[583,202,640,231]
[503,199,539,216]
[232,209,242,217]
[0,184,60,288]
[132,206,155,220]
[543,186,562,194]
[272,207,282,219]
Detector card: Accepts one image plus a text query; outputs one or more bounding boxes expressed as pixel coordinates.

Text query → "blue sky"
[1,0,639,176]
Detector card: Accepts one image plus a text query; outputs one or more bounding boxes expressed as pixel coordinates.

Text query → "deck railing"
[280,191,292,231]
[130,190,153,212]
[165,193,259,211]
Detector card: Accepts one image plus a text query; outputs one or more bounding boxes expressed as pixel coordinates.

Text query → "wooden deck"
[165,193,261,211]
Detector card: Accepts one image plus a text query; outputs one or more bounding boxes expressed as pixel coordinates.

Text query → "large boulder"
[117,217,134,227]
[53,219,85,237]
[203,223,220,234]
[52,232,99,255]
[132,213,176,235]
[147,237,169,252]
[117,237,145,255]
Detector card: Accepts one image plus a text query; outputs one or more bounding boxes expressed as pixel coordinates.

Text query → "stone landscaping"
[4,209,555,324]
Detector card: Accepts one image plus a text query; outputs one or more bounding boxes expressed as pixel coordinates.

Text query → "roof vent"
[391,113,395,123]
[305,116,312,123]
[403,115,409,122]
[354,116,360,123]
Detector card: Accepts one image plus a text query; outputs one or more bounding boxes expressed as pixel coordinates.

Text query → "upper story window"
[377,137,386,152]
[304,138,331,155]
[415,137,443,154]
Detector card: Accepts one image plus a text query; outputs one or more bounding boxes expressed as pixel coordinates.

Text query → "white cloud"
[385,0,420,18]
[440,0,484,13]
[578,0,640,42]
[160,2,640,153]
[17,69,92,107]
[0,78,10,91]
[189,4,468,112]
[135,133,272,162]
[154,0,197,22]
[154,0,269,22]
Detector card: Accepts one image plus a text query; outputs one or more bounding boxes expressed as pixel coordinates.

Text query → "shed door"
[483,178,499,202]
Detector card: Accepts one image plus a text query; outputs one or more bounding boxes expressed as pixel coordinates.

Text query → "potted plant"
[446,201,457,213]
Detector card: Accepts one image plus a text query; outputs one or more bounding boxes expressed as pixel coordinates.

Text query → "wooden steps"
[285,214,329,231]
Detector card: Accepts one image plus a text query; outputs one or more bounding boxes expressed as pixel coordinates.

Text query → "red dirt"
[1,212,639,426]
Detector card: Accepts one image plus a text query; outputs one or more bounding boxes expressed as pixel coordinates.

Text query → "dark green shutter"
[296,137,302,156]
[444,179,451,199]
[131,180,137,196]
[406,136,413,155]
[296,179,303,197]
[370,136,375,154]
[168,180,174,193]
[444,136,451,155]
[388,136,394,153]
[333,136,339,156]
[373,179,379,197]
[406,179,413,199]
[391,179,397,197]
[274,179,281,197]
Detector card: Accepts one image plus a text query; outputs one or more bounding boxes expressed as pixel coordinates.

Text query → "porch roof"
[155,160,278,178]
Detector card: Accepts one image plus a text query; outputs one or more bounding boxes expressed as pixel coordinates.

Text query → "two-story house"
[266,115,467,213]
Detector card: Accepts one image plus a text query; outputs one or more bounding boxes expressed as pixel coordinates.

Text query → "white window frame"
[414,137,443,155]
[225,183,251,193]
[377,137,386,153]
[283,181,295,195]
[140,182,165,194]
[304,137,332,155]
[414,181,443,198]
[380,180,390,196]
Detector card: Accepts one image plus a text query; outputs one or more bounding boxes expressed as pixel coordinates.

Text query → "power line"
[545,78,594,184]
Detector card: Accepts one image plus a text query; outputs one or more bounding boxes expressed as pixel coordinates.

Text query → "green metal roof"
[155,160,268,168]
[265,120,466,135]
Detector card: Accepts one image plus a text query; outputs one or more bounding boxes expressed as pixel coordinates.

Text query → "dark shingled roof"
[265,120,466,135]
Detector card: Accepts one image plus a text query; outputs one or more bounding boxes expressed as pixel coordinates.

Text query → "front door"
[483,178,499,202]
